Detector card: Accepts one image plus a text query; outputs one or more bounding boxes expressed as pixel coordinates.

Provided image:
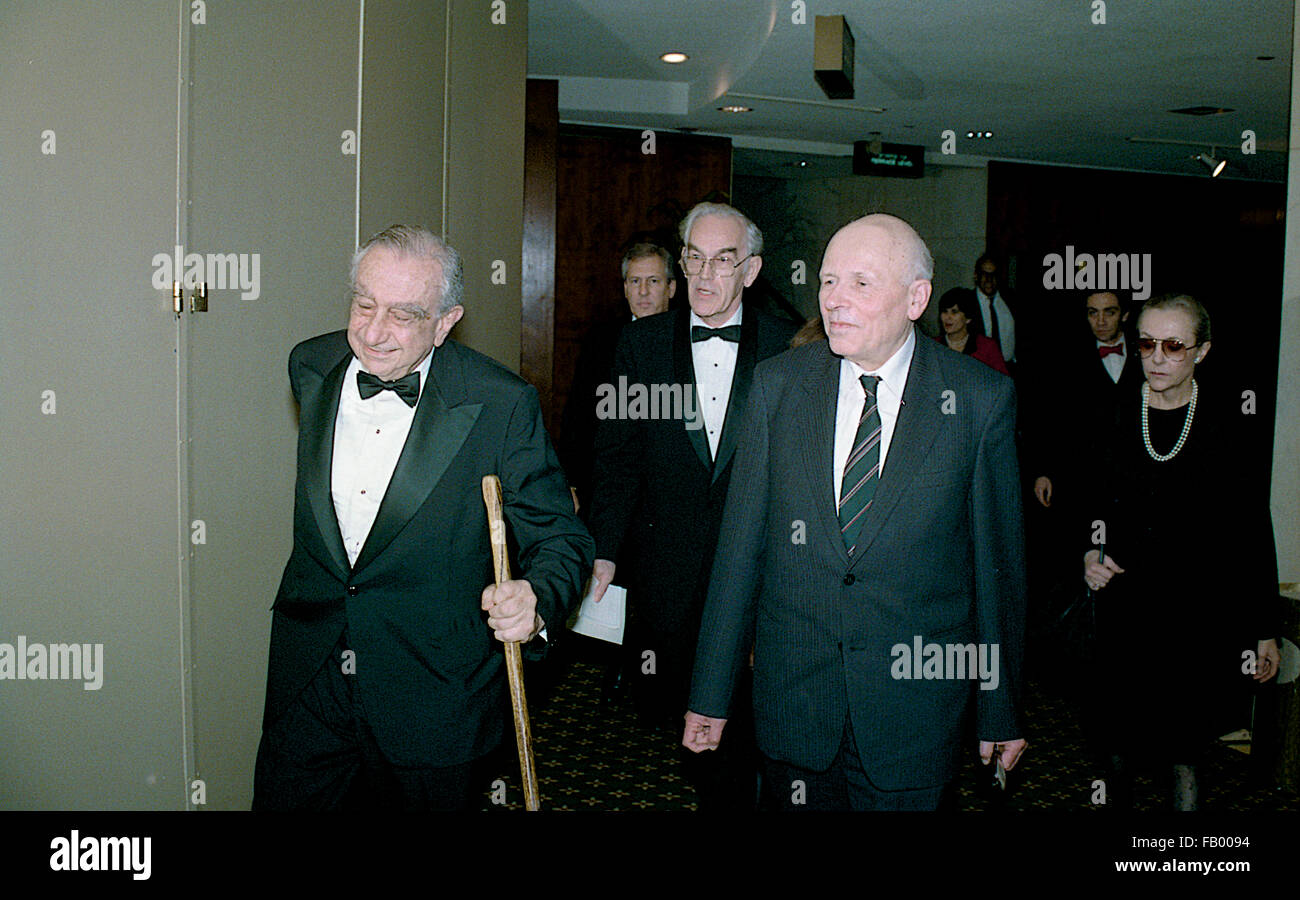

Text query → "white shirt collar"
[842,327,916,398]
[689,304,743,330]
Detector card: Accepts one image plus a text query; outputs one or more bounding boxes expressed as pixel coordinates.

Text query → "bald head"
[843,214,934,286]
[818,214,933,370]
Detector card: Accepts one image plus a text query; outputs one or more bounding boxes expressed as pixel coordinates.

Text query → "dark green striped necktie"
[839,374,881,555]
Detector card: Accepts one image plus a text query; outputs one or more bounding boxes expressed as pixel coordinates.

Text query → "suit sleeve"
[498,382,595,640]
[971,377,1027,741]
[587,330,641,562]
[688,370,771,719]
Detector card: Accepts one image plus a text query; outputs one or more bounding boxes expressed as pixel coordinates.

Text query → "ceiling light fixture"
[660,51,688,64]
[1197,151,1227,177]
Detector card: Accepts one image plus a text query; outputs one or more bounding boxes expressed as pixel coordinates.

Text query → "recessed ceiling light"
[660,51,688,64]
[718,105,752,114]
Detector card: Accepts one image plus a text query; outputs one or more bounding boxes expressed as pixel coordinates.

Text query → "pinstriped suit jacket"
[688,331,1026,790]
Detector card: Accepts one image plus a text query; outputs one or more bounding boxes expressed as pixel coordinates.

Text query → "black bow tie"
[691,324,741,343]
[357,370,420,407]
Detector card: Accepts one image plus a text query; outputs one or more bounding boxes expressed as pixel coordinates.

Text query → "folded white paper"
[568,583,626,645]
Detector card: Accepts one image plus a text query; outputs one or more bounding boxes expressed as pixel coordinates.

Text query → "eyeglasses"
[1135,338,1199,361]
[680,251,753,277]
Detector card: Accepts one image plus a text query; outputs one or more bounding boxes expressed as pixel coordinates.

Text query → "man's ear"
[667,279,677,299]
[433,305,464,346]
[906,280,932,322]
[742,256,763,288]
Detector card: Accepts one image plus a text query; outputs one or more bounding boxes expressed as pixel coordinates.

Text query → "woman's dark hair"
[1138,293,1211,345]
[938,287,980,325]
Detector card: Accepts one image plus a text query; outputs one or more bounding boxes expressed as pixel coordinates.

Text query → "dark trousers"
[252,634,490,811]
[761,718,952,811]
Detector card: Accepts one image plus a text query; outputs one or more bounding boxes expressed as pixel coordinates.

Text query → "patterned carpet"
[473,635,1300,813]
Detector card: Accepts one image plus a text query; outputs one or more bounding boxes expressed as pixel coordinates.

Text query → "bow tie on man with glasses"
[586,202,797,810]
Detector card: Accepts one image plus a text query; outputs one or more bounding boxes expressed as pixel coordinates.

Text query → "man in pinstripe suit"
[683,215,1028,810]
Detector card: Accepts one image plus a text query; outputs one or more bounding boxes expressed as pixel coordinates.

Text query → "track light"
[1197,151,1226,177]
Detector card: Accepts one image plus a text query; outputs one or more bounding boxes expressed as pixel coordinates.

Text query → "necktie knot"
[859,373,879,396]
[691,324,741,343]
[357,370,420,407]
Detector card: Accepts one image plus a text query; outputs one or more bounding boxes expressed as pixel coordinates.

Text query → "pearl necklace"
[1142,379,1197,462]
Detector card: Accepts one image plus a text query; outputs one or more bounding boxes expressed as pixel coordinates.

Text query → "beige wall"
[1273,7,1300,584]
[360,0,526,372]
[734,161,988,335]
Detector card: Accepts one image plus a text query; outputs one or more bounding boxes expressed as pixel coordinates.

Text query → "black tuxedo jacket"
[688,333,1027,790]
[588,305,796,636]
[262,331,593,768]
[1026,332,1144,507]
[558,315,630,516]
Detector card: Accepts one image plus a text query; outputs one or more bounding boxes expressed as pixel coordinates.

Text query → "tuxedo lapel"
[798,343,850,567]
[299,352,352,580]
[711,308,758,482]
[849,333,944,563]
[352,341,483,575]
[672,307,713,473]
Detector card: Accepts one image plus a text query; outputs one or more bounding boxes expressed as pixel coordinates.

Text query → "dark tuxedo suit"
[1026,332,1144,516]
[588,305,796,721]
[258,331,592,782]
[689,332,1026,792]
[559,315,630,517]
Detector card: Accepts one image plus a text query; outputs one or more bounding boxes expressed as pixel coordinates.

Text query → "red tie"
[1098,343,1123,358]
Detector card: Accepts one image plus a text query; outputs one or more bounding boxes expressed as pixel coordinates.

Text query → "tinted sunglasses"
[1135,338,1199,361]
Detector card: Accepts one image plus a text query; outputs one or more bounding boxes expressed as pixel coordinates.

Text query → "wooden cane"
[481,474,541,811]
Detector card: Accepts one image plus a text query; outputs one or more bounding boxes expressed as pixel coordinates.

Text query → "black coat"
[262,331,593,767]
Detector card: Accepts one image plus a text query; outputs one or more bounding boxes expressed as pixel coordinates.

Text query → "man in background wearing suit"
[560,240,677,515]
[1031,290,1141,511]
[972,252,1017,370]
[253,225,592,811]
[683,214,1027,811]
[587,202,796,809]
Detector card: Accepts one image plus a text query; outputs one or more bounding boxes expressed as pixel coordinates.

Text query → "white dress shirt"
[690,306,743,459]
[977,290,1016,363]
[1097,338,1126,383]
[332,349,434,566]
[833,328,915,505]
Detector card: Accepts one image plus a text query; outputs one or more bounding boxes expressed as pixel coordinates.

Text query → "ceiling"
[528,0,1294,182]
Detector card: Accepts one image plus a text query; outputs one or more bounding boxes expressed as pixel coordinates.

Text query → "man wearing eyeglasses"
[587,202,796,809]
[253,225,592,810]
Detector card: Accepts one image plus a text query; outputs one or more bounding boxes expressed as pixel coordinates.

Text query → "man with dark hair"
[1030,290,1142,511]
[684,214,1027,811]
[253,225,592,811]
[560,239,677,513]
[588,202,796,809]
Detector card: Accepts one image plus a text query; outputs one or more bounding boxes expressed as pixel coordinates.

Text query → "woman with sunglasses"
[1082,293,1280,811]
